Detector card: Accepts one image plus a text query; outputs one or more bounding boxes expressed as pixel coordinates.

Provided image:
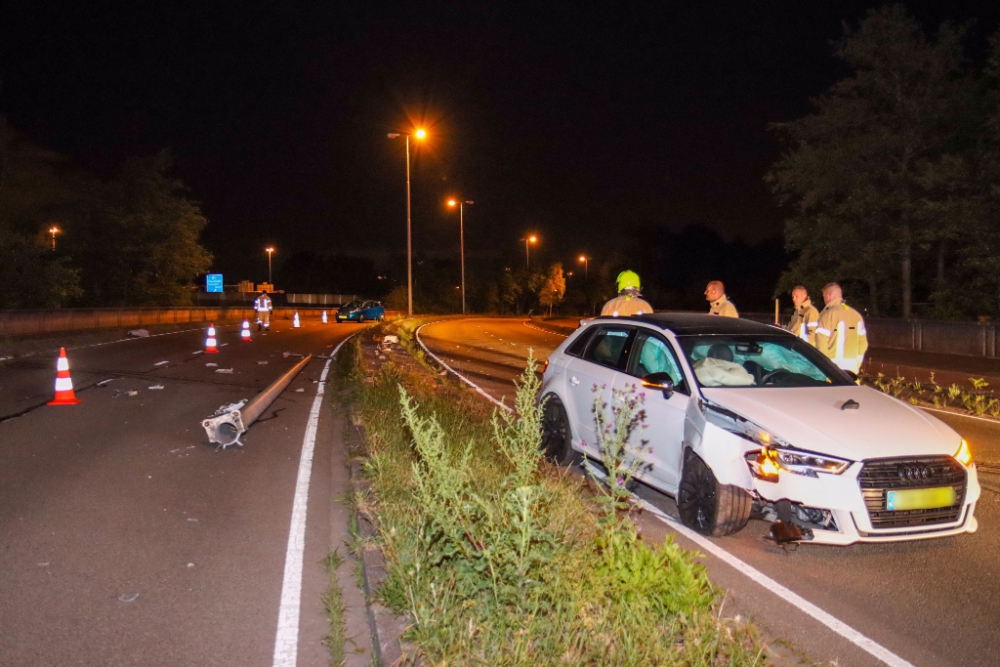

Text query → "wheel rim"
[540,398,569,460]
[677,454,718,532]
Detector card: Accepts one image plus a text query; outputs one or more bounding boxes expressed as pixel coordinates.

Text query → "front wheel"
[359,314,366,323]
[540,395,579,466]
[676,449,751,536]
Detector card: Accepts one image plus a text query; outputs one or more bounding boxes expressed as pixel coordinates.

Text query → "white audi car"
[539,314,979,545]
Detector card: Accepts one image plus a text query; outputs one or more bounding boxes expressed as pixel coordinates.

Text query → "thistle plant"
[585,382,650,517]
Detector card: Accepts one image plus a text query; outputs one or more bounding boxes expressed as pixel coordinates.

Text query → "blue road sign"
[206,274,223,293]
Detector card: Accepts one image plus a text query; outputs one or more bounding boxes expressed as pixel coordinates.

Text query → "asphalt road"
[0,320,364,667]
[420,317,1000,667]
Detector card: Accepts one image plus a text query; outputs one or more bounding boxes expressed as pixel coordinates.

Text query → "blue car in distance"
[335,299,385,323]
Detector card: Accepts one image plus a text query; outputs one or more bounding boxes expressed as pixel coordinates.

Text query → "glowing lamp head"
[579,255,586,263]
[448,199,457,207]
[50,226,60,234]
[414,128,427,140]
[529,235,537,243]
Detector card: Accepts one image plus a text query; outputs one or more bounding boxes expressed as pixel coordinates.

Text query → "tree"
[71,150,213,306]
[768,5,981,317]
[538,262,566,316]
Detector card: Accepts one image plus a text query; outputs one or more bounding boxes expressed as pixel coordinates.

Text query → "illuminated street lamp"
[387,128,428,317]
[578,255,590,280]
[265,246,275,285]
[447,198,474,315]
[520,235,538,270]
[49,226,60,251]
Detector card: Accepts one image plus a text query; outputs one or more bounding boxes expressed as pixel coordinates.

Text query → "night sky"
[4,1,1000,284]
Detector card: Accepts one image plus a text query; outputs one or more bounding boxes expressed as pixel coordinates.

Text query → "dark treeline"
[0,119,211,309]
[770,5,1000,320]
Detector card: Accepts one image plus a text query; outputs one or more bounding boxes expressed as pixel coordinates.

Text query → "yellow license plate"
[886,487,956,511]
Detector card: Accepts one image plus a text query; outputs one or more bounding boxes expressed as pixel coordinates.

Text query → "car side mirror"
[642,372,675,399]
[844,370,860,384]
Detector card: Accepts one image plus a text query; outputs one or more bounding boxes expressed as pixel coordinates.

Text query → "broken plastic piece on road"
[205,362,218,367]
[148,385,165,390]
[295,388,305,392]
[215,368,234,374]
[113,390,139,398]
[283,351,305,358]
[257,360,268,365]
[192,350,204,355]
[153,361,169,367]
[128,329,150,338]
[118,593,140,602]
[96,379,115,387]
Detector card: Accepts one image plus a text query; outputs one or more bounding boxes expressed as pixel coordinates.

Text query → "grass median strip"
[340,323,766,666]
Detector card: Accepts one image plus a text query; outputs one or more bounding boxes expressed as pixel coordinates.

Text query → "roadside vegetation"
[341,321,765,666]
[868,373,1000,418]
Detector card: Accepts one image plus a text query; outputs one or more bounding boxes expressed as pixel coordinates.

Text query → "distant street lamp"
[520,235,538,270]
[578,255,590,280]
[447,199,474,315]
[49,226,60,251]
[265,246,275,285]
[388,128,428,317]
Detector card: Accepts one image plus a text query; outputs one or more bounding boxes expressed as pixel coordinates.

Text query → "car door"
[613,329,691,493]
[562,324,636,457]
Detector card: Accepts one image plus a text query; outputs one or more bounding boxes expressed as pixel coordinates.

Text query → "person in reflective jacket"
[601,270,653,317]
[814,283,868,372]
[705,281,739,317]
[253,291,273,331]
[787,286,820,345]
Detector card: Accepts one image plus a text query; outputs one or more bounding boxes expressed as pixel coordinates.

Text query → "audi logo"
[897,465,933,481]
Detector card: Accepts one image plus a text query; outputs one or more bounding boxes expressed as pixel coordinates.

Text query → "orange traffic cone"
[241,320,252,341]
[293,312,301,328]
[205,323,219,353]
[48,347,82,405]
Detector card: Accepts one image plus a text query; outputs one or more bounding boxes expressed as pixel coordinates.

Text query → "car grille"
[858,456,966,529]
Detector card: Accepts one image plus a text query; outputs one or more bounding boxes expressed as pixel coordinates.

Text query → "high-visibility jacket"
[601,293,653,317]
[814,298,868,372]
[787,298,820,345]
[253,295,272,312]
[709,295,739,318]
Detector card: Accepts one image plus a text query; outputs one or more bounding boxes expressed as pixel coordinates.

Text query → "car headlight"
[955,439,973,466]
[747,446,851,481]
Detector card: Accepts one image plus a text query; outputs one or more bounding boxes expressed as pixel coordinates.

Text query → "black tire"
[540,394,579,466]
[676,449,751,536]
[359,314,366,323]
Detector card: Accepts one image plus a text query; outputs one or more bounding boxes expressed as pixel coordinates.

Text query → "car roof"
[589,313,792,336]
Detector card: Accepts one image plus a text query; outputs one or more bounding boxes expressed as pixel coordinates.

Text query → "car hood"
[701,385,960,461]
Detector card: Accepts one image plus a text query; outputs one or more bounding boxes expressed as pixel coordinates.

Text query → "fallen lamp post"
[201,353,313,450]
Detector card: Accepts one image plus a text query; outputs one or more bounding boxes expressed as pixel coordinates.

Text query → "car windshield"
[675,335,852,388]
[343,300,362,309]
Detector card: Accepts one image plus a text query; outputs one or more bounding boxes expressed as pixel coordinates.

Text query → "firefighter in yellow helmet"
[601,270,653,317]
[705,280,738,317]
[814,283,868,373]
[787,285,820,345]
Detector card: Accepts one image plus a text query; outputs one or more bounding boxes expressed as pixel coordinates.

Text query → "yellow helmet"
[616,270,641,293]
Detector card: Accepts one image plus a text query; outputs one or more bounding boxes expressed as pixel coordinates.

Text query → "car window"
[676,335,852,388]
[582,326,633,370]
[628,333,688,394]
[566,327,596,357]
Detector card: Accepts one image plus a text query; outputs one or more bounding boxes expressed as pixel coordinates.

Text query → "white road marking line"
[73,326,206,350]
[428,319,917,667]
[919,405,1000,425]
[522,320,569,337]
[272,333,357,667]
[416,323,513,413]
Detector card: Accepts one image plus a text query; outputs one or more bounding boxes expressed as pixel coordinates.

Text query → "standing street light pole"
[520,235,538,270]
[447,199,474,315]
[49,226,60,251]
[265,246,275,285]
[388,128,427,317]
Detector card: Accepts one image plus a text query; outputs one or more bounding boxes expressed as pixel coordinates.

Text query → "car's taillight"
[543,358,549,372]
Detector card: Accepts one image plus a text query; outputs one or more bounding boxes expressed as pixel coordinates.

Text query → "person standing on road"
[787,286,820,345]
[815,282,868,372]
[253,290,273,331]
[601,270,653,317]
[705,281,739,317]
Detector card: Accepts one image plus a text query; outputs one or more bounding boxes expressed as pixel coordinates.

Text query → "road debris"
[153,360,169,367]
[96,379,115,387]
[148,384,165,390]
[128,329,150,338]
[205,362,218,367]
[186,518,199,522]
[118,593,140,602]
[283,351,305,358]
[192,350,204,355]
[215,368,234,374]
[257,360,268,365]
[113,389,139,398]
[294,388,305,392]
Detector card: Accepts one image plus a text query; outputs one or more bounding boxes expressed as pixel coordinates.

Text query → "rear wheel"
[676,449,751,536]
[540,395,579,466]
